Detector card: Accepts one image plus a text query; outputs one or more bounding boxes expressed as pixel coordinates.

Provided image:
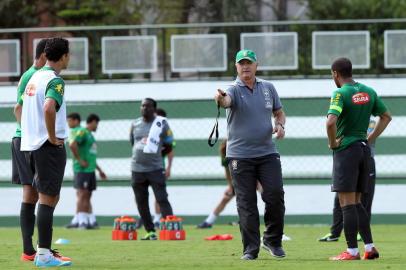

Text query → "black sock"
[20,203,36,255]
[342,204,358,249]
[356,203,373,244]
[37,204,55,249]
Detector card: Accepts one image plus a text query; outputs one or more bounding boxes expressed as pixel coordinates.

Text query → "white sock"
[78,212,88,225]
[205,213,218,224]
[37,248,52,261]
[71,214,78,224]
[153,213,162,223]
[88,213,96,224]
[347,248,359,256]
[365,243,375,252]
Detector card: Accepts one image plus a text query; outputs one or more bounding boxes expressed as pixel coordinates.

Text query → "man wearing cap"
[214,49,287,260]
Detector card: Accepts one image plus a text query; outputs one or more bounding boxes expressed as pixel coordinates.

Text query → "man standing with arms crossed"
[327,58,391,261]
[12,39,47,261]
[215,49,286,260]
[21,37,72,267]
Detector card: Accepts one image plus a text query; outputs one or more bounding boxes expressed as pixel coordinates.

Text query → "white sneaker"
[34,254,72,267]
[282,234,291,241]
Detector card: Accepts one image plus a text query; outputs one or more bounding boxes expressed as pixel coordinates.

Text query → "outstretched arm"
[214,89,231,108]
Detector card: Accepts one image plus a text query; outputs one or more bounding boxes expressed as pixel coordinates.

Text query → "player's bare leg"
[153,201,162,228]
[76,189,90,228]
[87,192,98,229]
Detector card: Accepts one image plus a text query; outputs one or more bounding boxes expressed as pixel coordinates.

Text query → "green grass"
[1,225,405,269]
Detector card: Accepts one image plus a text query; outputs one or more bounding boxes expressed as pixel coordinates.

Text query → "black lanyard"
[208,104,221,147]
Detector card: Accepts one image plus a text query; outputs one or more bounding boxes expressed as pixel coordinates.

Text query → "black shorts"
[332,141,371,193]
[27,140,67,196]
[11,137,34,185]
[74,172,97,191]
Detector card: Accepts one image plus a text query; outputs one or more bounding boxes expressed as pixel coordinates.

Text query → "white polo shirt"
[21,67,68,151]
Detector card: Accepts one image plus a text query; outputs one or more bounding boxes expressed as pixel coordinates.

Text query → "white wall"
[0,184,405,216]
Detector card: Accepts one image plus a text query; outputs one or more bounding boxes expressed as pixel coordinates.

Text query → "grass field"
[1,224,405,269]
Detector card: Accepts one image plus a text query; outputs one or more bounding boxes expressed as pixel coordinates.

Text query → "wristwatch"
[277,123,285,130]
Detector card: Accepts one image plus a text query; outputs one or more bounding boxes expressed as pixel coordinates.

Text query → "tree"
[307,0,406,20]
[0,0,38,30]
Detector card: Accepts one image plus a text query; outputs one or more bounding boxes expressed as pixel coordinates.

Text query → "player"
[130,98,174,240]
[12,38,47,262]
[134,107,175,229]
[65,113,107,229]
[319,120,376,242]
[21,37,72,267]
[327,57,391,261]
[152,108,175,227]
[197,140,235,228]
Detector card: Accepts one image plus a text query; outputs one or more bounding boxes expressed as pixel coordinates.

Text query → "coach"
[215,49,286,260]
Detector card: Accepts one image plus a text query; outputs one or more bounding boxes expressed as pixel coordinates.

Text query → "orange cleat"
[329,251,360,261]
[21,252,36,262]
[51,249,71,261]
[363,247,379,260]
[21,250,71,262]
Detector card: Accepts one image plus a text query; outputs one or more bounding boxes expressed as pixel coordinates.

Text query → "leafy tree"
[0,0,38,29]
[307,0,406,20]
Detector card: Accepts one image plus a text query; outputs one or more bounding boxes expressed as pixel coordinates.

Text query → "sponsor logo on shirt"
[25,84,36,96]
[352,92,370,105]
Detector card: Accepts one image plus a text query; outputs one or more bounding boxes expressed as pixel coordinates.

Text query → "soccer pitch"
[1,225,405,269]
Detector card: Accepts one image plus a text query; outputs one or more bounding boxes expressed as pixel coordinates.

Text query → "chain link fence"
[3,19,406,82]
[1,96,405,181]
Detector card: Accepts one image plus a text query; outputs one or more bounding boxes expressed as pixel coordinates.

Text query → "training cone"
[204,234,233,240]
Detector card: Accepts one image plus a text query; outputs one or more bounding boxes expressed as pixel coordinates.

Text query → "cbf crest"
[263,89,273,109]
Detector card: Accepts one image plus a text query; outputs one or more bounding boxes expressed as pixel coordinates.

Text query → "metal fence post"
[162,28,167,82]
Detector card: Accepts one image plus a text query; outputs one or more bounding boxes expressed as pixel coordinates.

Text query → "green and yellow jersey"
[327,82,387,152]
[43,67,65,111]
[69,126,97,173]
[14,65,40,138]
